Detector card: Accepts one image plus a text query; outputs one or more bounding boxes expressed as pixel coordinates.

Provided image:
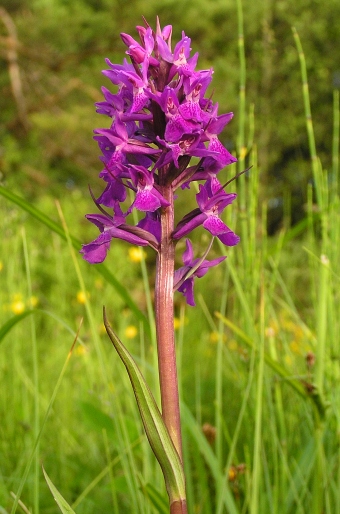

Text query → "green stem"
[315,254,329,398]
[250,283,265,514]
[22,229,40,514]
[292,27,320,204]
[332,89,339,196]
[236,0,246,204]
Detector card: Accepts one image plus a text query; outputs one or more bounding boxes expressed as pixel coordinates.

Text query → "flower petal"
[80,232,111,264]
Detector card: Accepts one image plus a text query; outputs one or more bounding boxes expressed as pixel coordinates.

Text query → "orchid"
[174,239,226,306]
[81,19,239,283]
[81,18,240,514]
[172,180,240,246]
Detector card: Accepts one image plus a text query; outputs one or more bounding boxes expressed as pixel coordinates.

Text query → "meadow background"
[1,0,340,513]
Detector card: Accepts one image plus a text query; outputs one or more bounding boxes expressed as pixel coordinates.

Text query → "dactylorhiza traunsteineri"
[80,18,239,514]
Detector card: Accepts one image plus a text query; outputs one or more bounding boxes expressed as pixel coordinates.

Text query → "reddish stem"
[155,181,183,462]
[153,61,186,512]
[170,500,187,514]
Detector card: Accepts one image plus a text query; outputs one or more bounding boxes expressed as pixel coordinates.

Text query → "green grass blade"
[0,185,150,335]
[42,467,76,514]
[249,292,265,514]
[0,309,86,345]
[332,89,339,194]
[0,310,35,343]
[140,483,168,514]
[292,27,321,205]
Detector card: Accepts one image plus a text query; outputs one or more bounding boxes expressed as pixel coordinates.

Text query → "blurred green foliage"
[1,0,339,216]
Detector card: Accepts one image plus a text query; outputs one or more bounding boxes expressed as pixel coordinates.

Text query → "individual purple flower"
[167,33,199,83]
[121,27,159,68]
[174,239,226,306]
[156,133,214,169]
[96,167,128,207]
[96,86,153,122]
[94,118,160,174]
[173,181,240,246]
[127,165,170,212]
[80,213,147,264]
[80,201,160,263]
[150,86,200,142]
[178,81,212,124]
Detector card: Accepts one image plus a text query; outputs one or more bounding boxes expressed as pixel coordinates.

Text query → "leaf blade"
[103,308,186,505]
[43,467,76,514]
[0,310,35,344]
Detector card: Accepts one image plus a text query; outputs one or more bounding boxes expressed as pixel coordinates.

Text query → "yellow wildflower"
[77,291,89,304]
[11,298,25,315]
[128,247,146,262]
[209,331,227,344]
[209,331,219,343]
[125,325,138,339]
[174,317,181,330]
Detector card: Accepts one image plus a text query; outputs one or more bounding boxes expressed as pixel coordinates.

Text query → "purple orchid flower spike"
[174,239,226,306]
[81,21,241,511]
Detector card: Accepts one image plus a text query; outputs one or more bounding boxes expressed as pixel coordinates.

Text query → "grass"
[1,15,340,514]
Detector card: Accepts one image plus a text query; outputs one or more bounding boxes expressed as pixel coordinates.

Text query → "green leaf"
[42,467,76,514]
[0,310,35,344]
[103,308,186,505]
[0,185,150,336]
[140,482,168,514]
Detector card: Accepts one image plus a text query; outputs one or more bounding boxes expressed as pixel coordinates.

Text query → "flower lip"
[127,164,170,213]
